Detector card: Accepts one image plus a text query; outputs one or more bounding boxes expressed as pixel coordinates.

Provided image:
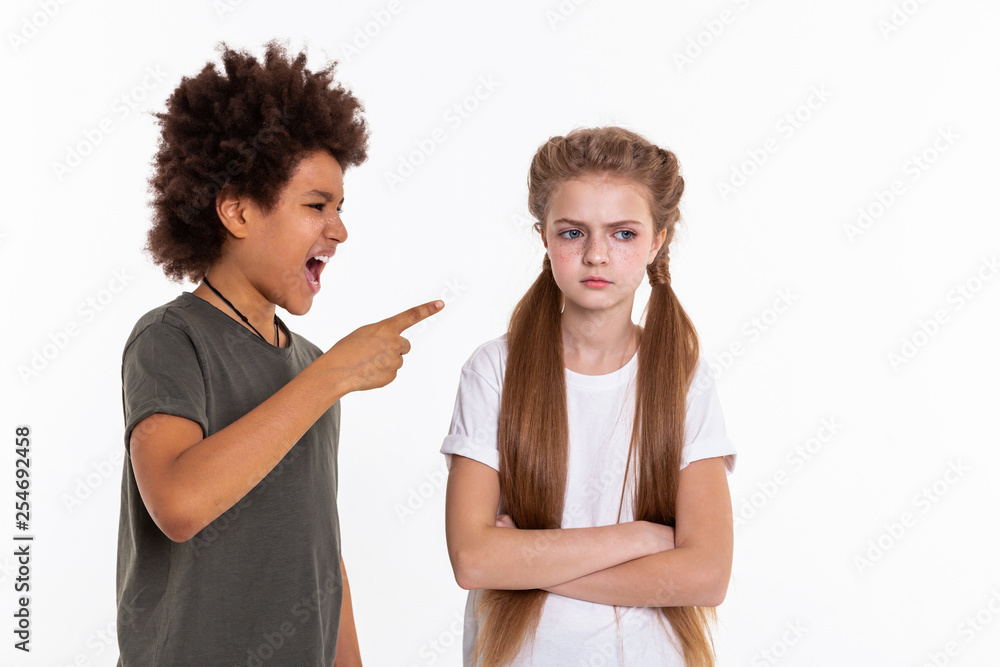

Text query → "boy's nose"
[326,217,348,244]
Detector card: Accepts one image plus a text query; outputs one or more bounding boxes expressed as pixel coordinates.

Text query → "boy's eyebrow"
[301,189,343,203]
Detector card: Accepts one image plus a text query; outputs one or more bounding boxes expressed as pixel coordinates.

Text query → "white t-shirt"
[440,335,737,667]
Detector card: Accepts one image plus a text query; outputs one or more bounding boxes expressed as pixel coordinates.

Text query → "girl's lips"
[582,278,611,288]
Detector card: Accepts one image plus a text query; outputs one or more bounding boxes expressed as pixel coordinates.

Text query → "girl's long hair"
[473,127,715,667]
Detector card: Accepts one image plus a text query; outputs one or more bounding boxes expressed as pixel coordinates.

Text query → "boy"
[117,41,441,666]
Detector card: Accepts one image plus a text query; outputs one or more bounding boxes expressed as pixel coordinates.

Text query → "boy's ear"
[215,186,251,240]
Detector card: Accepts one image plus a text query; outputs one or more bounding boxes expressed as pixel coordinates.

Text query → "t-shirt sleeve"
[440,360,502,473]
[121,322,209,450]
[681,359,737,474]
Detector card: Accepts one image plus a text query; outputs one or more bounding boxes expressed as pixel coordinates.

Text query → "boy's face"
[239,150,346,315]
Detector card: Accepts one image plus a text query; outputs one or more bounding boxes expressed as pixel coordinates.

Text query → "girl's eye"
[560,229,583,239]
[615,230,636,241]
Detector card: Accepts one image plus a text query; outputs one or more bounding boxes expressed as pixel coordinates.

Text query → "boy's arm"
[335,558,362,667]
[130,302,441,542]
[444,455,675,590]
[540,457,733,607]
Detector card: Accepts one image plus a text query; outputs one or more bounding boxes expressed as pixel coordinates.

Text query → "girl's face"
[542,173,666,320]
[236,150,347,315]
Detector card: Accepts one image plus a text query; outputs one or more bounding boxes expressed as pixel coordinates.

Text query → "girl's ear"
[215,186,252,240]
[534,221,548,250]
[648,228,668,264]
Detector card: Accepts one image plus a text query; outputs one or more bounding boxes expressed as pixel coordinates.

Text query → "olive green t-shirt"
[117,292,343,666]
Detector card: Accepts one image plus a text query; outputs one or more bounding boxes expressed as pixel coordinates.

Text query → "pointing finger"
[385,300,444,333]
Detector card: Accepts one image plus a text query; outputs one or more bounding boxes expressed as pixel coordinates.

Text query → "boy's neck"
[192,265,281,345]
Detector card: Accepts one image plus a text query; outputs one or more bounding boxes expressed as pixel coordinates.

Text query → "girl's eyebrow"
[552,218,642,227]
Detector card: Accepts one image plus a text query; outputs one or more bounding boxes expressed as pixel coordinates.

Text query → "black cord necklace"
[202,276,281,347]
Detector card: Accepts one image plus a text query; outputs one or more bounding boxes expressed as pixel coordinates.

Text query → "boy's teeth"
[312,255,331,263]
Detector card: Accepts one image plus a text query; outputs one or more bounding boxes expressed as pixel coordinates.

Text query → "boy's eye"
[307,203,344,215]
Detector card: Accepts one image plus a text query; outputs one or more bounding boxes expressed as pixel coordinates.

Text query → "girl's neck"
[560,304,639,376]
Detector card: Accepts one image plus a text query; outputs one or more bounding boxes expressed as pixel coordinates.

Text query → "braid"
[647,248,671,287]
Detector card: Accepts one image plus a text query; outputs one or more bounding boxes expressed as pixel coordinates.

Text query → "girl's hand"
[495,515,673,553]
[635,520,675,553]
[495,515,674,555]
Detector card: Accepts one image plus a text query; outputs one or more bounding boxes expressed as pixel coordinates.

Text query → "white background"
[3,0,1000,665]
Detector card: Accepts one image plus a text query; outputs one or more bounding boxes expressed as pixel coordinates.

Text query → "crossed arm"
[443,455,733,608]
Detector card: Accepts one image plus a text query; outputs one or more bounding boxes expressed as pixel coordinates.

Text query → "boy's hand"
[325,300,444,392]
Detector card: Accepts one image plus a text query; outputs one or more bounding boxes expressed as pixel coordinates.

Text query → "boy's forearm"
[335,559,363,667]
[150,355,350,541]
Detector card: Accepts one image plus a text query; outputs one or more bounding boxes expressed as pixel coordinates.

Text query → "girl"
[441,126,737,666]
[117,41,441,666]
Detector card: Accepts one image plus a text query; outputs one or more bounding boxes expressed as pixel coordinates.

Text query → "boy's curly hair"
[146,40,370,283]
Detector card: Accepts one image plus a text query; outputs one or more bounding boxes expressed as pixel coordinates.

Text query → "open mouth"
[305,255,331,289]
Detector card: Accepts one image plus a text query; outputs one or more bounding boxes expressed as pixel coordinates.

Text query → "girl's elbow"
[701,566,731,607]
[454,570,477,591]
[675,554,730,607]
[450,546,488,590]
[702,579,729,607]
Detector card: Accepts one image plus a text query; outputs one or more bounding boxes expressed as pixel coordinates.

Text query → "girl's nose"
[584,237,608,264]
